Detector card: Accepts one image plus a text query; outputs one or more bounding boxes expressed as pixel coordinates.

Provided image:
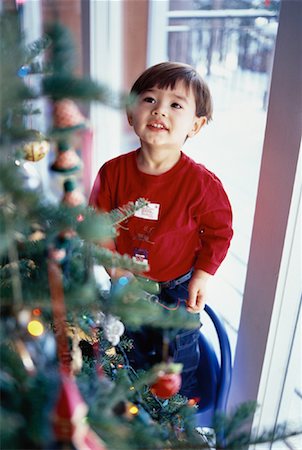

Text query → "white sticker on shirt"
[134,202,160,221]
[132,255,149,266]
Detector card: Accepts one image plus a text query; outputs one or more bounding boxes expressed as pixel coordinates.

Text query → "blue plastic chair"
[195,304,232,429]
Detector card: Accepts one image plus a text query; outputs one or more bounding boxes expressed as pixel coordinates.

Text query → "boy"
[89,62,233,398]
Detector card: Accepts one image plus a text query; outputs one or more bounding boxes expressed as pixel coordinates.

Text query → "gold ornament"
[23,140,50,162]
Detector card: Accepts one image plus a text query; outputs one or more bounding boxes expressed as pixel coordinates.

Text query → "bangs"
[130,62,213,120]
[130,64,196,95]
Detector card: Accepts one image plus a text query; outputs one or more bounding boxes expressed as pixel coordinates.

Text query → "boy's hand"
[186,270,211,313]
[107,267,134,281]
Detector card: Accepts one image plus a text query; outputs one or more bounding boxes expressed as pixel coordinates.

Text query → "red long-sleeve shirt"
[89,149,233,282]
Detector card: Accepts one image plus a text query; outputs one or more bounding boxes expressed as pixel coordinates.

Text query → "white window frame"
[147,0,169,67]
[89,0,123,184]
[253,145,301,441]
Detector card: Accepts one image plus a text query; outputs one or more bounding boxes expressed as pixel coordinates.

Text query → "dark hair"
[130,61,213,121]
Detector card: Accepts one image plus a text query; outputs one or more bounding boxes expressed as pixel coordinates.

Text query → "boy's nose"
[152,104,167,117]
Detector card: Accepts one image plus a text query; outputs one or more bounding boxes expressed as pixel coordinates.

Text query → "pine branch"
[0,13,43,142]
[43,75,118,105]
[44,22,76,75]
[26,61,52,76]
[214,402,302,450]
[91,246,146,274]
[108,287,200,330]
[23,35,51,64]
[109,198,149,226]
[245,424,302,449]
[214,400,258,439]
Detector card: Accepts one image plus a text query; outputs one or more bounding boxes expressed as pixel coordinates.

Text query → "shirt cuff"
[194,260,219,276]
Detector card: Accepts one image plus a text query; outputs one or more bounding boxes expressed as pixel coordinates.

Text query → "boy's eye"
[143,97,156,104]
[171,103,182,109]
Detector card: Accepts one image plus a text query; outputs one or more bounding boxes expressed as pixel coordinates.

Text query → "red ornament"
[48,246,66,263]
[53,99,87,131]
[62,179,85,207]
[53,375,107,450]
[150,372,182,399]
[47,260,71,374]
[51,141,82,174]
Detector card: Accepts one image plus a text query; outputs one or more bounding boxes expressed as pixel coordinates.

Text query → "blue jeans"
[125,276,201,399]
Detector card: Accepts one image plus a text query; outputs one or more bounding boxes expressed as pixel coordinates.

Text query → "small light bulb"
[27,319,44,337]
[128,404,139,415]
[105,347,116,356]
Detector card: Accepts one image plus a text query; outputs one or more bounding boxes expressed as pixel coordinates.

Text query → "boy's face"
[127,81,206,151]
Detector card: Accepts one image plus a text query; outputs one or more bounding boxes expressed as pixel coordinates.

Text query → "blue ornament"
[18,65,30,78]
[118,276,130,287]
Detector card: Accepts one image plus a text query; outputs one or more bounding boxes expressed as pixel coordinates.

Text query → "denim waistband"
[159,269,193,289]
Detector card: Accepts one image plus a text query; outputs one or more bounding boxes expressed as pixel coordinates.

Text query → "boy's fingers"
[195,292,205,311]
[186,290,205,314]
[186,287,200,313]
[187,286,197,308]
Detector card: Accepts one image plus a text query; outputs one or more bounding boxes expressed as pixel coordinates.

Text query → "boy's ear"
[127,110,133,127]
[188,116,207,138]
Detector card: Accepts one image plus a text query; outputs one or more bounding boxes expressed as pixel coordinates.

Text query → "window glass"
[167,0,281,354]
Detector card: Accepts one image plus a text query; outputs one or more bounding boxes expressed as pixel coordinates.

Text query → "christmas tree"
[0,10,202,450]
[1,8,300,450]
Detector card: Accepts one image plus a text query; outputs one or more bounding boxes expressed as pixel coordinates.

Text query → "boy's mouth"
[147,121,168,131]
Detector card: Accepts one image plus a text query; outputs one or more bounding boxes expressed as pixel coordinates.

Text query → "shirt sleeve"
[194,174,233,275]
[89,164,116,250]
[89,163,112,212]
